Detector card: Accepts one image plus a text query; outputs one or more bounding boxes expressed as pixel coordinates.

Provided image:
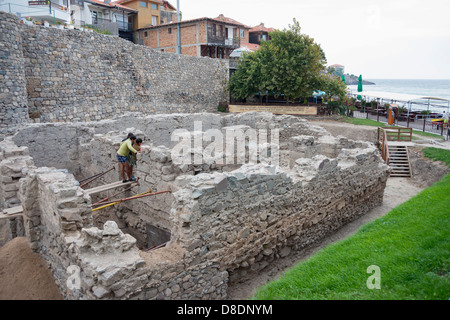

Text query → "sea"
[347,79,450,113]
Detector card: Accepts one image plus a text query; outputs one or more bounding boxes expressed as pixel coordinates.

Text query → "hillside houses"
[1,0,275,59]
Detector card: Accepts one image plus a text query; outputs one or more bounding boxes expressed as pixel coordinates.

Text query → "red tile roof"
[240,42,260,51]
[137,15,251,31]
[249,23,274,33]
[115,0,163,4]
[213,14,250,28]
[114,0,176,11]
[86,0,137,12]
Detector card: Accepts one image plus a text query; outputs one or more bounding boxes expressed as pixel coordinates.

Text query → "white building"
[70,0,136,39]
[0,0,71,24]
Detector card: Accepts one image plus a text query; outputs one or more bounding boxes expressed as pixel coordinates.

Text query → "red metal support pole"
[80,167,115,188]
[92,184,137,207]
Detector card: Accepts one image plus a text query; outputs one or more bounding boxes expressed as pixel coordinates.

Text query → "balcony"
[117,20,133,32]
[207,33,240,48]
[69,0,84,5]
[28,1,68,12]
[85,17,119,35]
[27,1,70,22]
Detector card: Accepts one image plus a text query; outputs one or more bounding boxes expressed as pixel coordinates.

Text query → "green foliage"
[319,73,347,101]
[228,18,328,102]
[217,102,228,113]
[96,29,112,35]
[370,101,378,109]
[326,101,346,115]
[82,24,112,35]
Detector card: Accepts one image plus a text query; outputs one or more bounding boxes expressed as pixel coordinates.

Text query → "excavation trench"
[0,112,393,300]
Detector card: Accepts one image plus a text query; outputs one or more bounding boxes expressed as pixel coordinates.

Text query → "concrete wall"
[0,12,229,131]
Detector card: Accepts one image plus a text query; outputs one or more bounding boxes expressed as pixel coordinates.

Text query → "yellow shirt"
[117,139,138,157]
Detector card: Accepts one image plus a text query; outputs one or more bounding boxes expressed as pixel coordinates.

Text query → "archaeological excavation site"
[0,11,392,300]
[0,111,390,300]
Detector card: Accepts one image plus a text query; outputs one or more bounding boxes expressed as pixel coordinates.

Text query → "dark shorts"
[117,154,129,163]
[128,153,137,166]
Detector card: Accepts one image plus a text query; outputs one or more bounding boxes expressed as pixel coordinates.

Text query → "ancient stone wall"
[1,112,390,300]
[0,12,30,133]
[0,137,34,246]
[0,12,229,132]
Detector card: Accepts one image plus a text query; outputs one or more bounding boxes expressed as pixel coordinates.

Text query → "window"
[168,28,172,34]
[91,11,102,23]
[116,14,124,23]
[152,15,158,25]
[151,3,158,10]
[212,24,216,37]
[240,29,245,38]
[140,1,147,8]
[144,31,148,37]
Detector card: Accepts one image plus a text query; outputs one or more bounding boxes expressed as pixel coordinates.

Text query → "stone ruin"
[0,111,390,300]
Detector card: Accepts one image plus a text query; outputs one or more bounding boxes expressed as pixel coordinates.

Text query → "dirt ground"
[0,120,448,300]
[0,237,63,300]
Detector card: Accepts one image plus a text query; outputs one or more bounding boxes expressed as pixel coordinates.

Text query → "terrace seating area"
[351,103,447,138]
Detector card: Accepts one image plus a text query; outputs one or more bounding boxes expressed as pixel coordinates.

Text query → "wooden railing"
[377,127,412,146]
[377,127,412,164]
[380,129,390,164]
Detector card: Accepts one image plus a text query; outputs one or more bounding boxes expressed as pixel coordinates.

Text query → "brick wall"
[143,22,204,55]
[141,19,250,58]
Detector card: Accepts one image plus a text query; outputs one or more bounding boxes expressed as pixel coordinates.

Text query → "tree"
[229,19,328,102]
[319,73,347,101]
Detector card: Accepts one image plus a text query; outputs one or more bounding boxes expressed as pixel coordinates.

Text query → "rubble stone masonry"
[0,12,229,132]
[0,112,390,299]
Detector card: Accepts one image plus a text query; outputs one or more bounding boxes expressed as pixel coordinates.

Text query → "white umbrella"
[230,46,252,58]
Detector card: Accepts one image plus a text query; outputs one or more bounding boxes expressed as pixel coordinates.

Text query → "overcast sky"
[179,0,450,80]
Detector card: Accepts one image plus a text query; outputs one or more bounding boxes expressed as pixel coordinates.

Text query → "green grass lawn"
[423,147,450,166]
[252,148,450,300]
[338,117,444,140]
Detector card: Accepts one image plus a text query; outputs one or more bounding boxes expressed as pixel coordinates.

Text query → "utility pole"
[177,0,181,54]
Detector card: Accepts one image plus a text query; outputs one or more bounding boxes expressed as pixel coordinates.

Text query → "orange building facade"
[115,0,177,30]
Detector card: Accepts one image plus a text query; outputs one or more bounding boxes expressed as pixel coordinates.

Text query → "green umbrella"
[357,74,363,99]
[341,74,346,84]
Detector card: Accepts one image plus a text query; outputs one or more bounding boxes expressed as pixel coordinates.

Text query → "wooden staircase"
[387,143,412,177]
[377,127,413,178]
